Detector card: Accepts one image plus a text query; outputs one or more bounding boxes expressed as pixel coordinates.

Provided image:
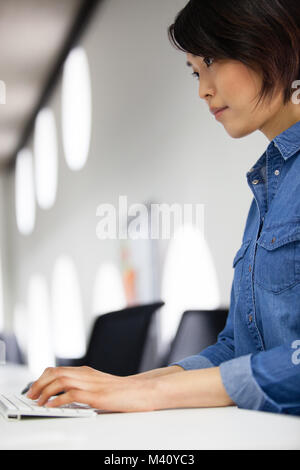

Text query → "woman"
[28,0,300,415]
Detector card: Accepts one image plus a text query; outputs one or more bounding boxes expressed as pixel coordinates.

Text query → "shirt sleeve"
[168,281,236,370]
[220,342,300,415]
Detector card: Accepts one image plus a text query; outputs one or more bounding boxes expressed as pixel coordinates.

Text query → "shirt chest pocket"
[254,224,300,294]
[233,240,251,300]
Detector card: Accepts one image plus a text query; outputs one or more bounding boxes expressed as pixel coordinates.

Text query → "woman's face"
[186,53,287,141]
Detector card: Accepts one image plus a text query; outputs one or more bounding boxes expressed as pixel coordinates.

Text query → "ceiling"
[0,0,85,171]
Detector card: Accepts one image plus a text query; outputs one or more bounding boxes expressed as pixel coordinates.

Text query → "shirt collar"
[247,120,300,175]
[273,119,300,161]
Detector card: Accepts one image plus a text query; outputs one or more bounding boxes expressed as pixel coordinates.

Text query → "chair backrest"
[162,309,228,366]
[83,301,165,376]
[0,332,24,365]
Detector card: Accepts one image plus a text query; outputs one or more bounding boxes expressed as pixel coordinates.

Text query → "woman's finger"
[28,366,95,399]
[37,377,107,406]
[43,378,156,413]
[45,389,102,409]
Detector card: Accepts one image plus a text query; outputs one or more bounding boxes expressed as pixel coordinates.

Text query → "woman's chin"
[224,123,256,139]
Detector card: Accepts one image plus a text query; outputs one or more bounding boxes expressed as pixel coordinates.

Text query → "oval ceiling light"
[159,224,221,356]
[34,107,58,210]
[27,274,55,377]
[15,148,36,235]
[52,254,86,359]
[92,262,126,317]
[62,46,92,171]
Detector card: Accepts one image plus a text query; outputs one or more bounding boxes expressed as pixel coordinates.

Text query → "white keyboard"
[0,394,98,421]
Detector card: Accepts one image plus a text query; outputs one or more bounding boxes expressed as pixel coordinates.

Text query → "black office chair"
[0,332,25,364]
[160,309,228,367]
[56,301,165,376]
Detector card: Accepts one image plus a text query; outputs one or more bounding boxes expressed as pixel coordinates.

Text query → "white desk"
[1,365,300,450]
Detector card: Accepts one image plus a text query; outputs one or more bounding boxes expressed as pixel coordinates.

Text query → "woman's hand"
[27,366,159,413]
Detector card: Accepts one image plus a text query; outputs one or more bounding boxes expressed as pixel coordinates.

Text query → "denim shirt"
[169,120,300,416]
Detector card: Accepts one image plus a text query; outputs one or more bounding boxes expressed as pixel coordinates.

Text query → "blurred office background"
[0,0,268,377]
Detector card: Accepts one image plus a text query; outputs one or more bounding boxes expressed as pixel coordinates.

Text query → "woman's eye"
[191,58,214,80]
[203,57,214,67]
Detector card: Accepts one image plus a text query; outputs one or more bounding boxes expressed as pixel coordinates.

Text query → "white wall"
[2,0,269,348]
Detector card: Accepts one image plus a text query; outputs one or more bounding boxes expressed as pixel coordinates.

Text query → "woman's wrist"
[129,365,184,381]
[150,367,235,411]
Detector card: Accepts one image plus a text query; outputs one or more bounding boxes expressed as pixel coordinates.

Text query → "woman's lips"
[214,107,229,119]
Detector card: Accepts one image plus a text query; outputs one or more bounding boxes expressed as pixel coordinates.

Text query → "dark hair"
[168,0,300,108]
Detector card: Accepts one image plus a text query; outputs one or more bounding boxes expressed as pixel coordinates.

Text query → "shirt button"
[249,265,252,272]
[271,237,276,244]
[274,170,280,176]
[249,315,253,323]
[252,179,259,185]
